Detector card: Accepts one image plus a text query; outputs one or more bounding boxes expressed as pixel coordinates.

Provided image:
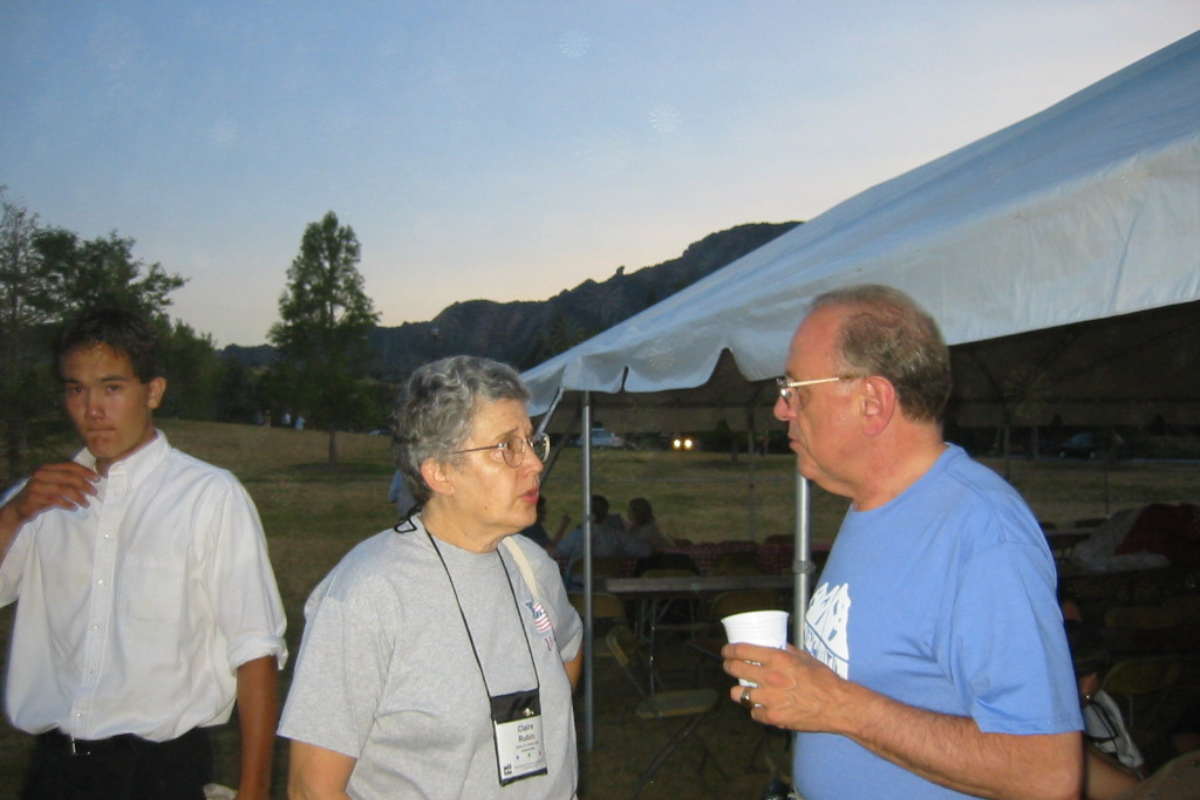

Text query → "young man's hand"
[2,462,99,526]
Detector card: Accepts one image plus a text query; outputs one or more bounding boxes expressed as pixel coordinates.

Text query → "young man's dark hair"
[54,306,164,383]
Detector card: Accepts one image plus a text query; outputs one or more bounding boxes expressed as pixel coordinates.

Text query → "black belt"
[37,728,153,757]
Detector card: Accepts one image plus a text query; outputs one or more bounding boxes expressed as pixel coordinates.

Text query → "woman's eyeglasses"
[451,433,550,468]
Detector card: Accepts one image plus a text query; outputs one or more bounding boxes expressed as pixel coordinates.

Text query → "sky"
[2,2,1198,348]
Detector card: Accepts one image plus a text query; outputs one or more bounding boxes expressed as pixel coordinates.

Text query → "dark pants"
[22,728,213,800]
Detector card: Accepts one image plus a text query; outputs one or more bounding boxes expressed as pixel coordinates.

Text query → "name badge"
[491,688,548,785]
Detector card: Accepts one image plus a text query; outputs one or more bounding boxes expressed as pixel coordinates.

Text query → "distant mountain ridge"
[224,221,800,379]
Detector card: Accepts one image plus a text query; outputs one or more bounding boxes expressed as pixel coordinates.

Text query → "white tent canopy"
[524,32,1200,416]
[525,32,1200,753]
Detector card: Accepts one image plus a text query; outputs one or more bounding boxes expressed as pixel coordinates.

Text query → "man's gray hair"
[810,284,951,423]
[390,355,530,506]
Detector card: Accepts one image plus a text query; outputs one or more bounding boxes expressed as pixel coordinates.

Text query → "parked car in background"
[1055,431,1124,459]
[573,428,626,449]
[1055,432,1095,458]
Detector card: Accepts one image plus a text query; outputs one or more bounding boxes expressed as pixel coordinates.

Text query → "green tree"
[215,358,261,425]
[0,191,64,486]
[33,228,185,318]
[159,320,224,421]
[269,211,379,465]
[0,191,191,485]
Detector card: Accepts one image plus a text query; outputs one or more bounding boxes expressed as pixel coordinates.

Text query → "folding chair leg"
[627,714,708,800]
[749,726,790,771]
[749,727,768,769]
[705,735,728,780]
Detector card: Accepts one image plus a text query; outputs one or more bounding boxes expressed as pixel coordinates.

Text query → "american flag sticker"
[528,601,553,634]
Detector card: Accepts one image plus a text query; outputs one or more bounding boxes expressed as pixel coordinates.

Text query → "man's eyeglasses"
[775,376,854,402]
[451,433,550,468]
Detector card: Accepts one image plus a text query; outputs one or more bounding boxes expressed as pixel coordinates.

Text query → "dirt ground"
[568,604,1200,800]
[0,438,1195,798]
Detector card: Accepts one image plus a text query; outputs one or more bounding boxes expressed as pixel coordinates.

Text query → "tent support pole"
[791,471,814,771]
[792,472,813,647]
[535,387,563,437]
[535,388,569,481]
[747,428,757,541]
[581,394,595,753]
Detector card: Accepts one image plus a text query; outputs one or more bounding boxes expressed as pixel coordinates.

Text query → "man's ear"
[421,457,455,497]
[859,376,896,436]
[146,377,167,410]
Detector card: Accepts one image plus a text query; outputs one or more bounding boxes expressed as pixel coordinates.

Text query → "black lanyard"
[426,532,541,697]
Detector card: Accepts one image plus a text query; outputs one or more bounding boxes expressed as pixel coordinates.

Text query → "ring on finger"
[740,686,754,709]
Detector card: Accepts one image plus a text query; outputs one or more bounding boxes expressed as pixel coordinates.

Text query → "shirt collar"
[73,429,170,489]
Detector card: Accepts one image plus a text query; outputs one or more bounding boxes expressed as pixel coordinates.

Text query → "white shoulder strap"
[501,536,543,607]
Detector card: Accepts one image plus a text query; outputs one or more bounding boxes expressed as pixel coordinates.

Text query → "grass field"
[0,419,1196,798]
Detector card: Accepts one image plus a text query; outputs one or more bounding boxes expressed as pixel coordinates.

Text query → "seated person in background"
[554,494,650,586]
[552,493,625,555]
[517,495,553,548]
[625,496,675,551]
[1065,619,1142,800]
[1060,595,1146,776]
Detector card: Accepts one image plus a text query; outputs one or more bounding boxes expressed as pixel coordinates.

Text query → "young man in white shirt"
[0,307,287,800]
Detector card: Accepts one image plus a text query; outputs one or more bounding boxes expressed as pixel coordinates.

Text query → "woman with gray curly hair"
[281,356,583,800]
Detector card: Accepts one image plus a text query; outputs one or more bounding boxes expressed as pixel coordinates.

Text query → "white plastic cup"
[721,609,789,686]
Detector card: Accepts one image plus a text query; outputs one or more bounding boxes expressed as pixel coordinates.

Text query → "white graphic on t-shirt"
[804,582,851,679]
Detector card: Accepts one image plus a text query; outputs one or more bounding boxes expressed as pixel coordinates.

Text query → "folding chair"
[568,591,626,659]
[686,589,785,766]
[605,624,721,800]
[1104,604,1180,655]
[1104,605,1176,630]
[709,551,760,576]
[688,588,785,669]
[710,588,784,624]
[637,567,707,690]
[1101,655,1182,732]
[569,556,623,581]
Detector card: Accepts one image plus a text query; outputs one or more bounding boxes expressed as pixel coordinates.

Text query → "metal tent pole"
[790,471,814,773]
[793,471,813,642]
[581,394,595,752]
[747,429,757,541]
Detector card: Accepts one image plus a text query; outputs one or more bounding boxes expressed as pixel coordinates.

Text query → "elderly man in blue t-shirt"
[723,285,1083,800]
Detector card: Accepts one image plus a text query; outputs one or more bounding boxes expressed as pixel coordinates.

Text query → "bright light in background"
[1,2,1196,347]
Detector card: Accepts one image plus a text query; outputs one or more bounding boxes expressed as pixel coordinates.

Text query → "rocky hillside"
[226,221,799,379]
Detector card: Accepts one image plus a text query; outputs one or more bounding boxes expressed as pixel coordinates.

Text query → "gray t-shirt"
[279,519,582,800]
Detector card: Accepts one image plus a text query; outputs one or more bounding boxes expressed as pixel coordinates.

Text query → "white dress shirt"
[0,431,287,742]
[1086,689,1144,770]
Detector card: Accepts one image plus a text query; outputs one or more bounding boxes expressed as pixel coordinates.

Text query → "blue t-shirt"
[796,445,1082,800]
